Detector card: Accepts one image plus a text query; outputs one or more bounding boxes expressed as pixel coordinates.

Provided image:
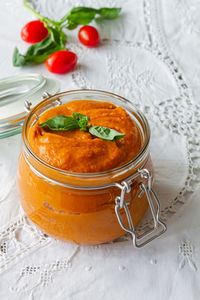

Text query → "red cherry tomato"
[78,25,100,47]
[45,50,77,74]
[21,20,49,43]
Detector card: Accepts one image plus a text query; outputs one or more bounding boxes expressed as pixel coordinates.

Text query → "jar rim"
[22,89,151,179]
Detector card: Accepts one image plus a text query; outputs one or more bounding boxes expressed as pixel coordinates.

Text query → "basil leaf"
[72,112,89,131]
[48,26,67,47]
[98,8,121,19]
[26,37,53,57]
[65,7,98,29]
[39,115,79,131]
[13,27,66,67]
[70,7,98,14]
[13,40,62,66]
[89,126,125,141]
[66,23,79,30]
[13,48,27,66]
[72,112,89,122]
[64,6,121,29]
[66,12,96,29]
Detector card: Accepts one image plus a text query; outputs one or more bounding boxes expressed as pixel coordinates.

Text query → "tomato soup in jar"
[17,90,166,246]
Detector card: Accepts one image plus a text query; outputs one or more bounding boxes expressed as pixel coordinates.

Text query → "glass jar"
[17,90,166,247]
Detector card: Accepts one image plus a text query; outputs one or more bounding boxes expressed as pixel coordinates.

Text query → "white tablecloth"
[0,0,200,299]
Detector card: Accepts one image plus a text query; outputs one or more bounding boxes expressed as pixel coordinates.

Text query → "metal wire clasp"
[24,92,62,114]
[115,168,167,248]
[24,91,52,113]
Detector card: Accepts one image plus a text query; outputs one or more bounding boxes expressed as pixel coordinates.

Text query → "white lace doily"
[0,0,200,299]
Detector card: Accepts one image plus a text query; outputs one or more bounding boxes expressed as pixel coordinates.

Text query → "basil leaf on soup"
[72,112,89,121]
[89,126,125,141]
[72,112,89,131]
[39,115,79,130]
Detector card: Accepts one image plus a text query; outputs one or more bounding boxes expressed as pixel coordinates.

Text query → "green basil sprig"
[72,112,89,131]
[39,113,125,141]
[13,0,121,66]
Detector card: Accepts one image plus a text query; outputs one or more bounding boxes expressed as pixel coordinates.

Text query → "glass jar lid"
[0,73,60,139]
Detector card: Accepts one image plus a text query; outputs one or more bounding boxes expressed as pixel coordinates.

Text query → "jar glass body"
[17,90,153,245]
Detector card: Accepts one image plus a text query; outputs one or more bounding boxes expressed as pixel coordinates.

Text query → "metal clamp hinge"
[115,169,167,248]
[24,92,62,114]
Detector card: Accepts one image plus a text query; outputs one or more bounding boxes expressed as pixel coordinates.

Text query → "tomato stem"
[23,0,60,27]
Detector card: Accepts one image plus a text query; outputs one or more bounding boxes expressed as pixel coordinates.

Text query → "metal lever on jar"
[24,100,32,113]
[24,92,52,113]
[24,92,62,126]
[43,92,62,106]
[115,169,167,248]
